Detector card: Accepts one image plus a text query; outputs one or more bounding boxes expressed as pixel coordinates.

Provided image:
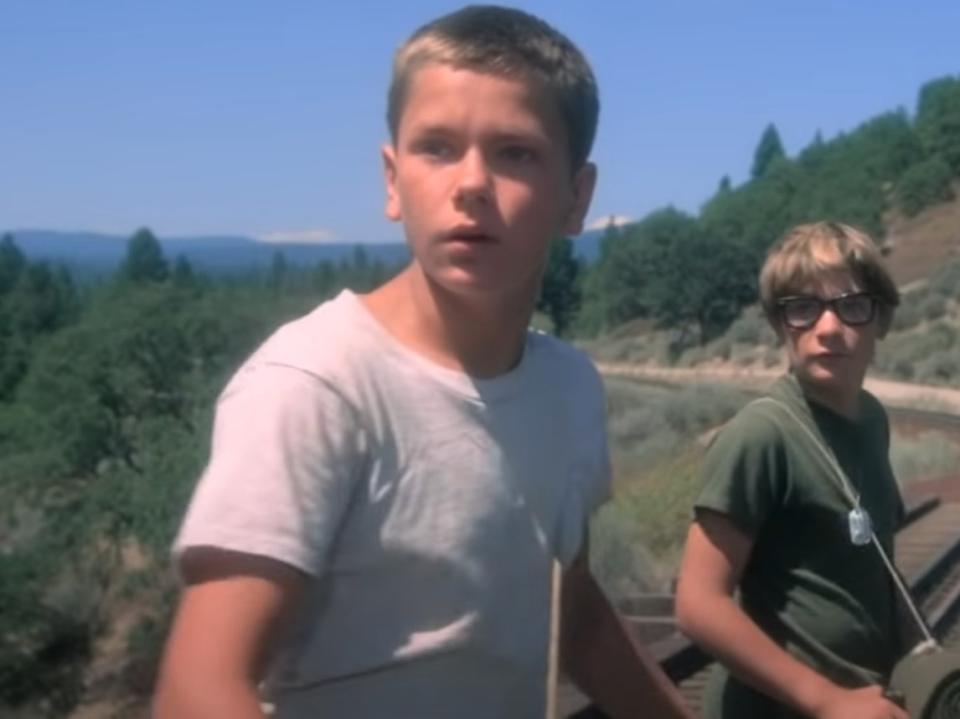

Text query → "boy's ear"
[562,162,598,236]
[382,143,402,222]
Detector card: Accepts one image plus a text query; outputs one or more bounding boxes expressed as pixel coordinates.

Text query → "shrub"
[890,290,926,332]
[591,451,705,597]
[727,307,777,346]
[896,156,955,217]
[890,431,960,485]
[708,337,733,361]
[676,345,707,368]
[590,503,662,600]
[921,294,948,322]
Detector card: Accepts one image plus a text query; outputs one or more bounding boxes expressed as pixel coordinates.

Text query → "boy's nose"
[453,149,493,205]
[813,307,844,335]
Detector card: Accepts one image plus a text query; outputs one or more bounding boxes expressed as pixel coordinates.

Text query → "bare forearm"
[677,594,835,716]
[562,572,695,719]
[153,676,268,719]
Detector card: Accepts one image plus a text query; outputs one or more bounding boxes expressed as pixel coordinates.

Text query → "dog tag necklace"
[847,463,872,546]
[848,505,873,545]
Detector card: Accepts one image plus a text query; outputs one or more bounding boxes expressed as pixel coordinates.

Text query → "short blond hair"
[759,221,900,334]
[386,5,599,170]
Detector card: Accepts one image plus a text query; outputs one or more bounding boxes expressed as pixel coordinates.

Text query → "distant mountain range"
[2,230,411,278]
[2,229,605,277]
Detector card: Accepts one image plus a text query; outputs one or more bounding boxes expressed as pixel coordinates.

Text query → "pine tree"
[916,75,960,174]
[537,237,582,336]
[172,255,197,288]
[0,233,26,295]
[751,123,786,179]
[118,228,169,283]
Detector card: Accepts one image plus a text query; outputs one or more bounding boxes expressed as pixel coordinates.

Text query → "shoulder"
[229,291,387,398]
[210,292,384,425]
[526,331,603,389]
[525,332,606,420]
[709,398,789,454]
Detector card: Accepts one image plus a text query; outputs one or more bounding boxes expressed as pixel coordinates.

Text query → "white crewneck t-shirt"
[174,290,611,718]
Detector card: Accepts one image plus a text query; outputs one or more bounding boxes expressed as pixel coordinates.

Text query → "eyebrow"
[408,121,545,141]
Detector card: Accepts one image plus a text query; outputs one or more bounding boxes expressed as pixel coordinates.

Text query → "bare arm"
[560,549,696,719]
[675,510,906,719]
[153,548,308,719]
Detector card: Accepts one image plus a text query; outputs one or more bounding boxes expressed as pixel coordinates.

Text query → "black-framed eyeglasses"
[776,292,878,330]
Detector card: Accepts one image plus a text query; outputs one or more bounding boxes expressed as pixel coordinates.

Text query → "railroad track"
[560,489,960,717]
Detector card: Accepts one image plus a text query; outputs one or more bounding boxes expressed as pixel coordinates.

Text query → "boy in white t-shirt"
[154,6,694,718]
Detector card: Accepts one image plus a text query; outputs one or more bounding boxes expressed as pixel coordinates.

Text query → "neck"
[360,263,535,378]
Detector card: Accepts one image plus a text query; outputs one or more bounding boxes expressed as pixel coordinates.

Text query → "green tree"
[654,235,756,343]
[702,157,802,256]
[118,228,169,283]
[0,233,26,295]
[172,254,198,288]
[5,261,78,337]
[751,123,786,179]
[915,75,960,174]
[268,249,288,290]
[623,209,755,343]
[896,156,955,216]
[536,237,581,336]
[578,226,649,335]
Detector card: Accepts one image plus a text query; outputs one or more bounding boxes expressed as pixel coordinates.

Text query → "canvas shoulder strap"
[749,396,939,652]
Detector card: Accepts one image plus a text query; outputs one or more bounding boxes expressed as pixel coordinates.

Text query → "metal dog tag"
[848,506,873,546]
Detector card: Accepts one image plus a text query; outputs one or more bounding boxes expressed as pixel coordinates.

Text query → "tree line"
[0,71,957,715]
[0,228,399,713]
[562,74,960,343]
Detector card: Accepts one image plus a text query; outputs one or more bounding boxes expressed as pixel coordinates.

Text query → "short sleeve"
[695,404,789,537]
[173,362,367,576]
[587,402,613,516]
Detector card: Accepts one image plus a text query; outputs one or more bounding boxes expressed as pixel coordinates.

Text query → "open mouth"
[445,227,497,244]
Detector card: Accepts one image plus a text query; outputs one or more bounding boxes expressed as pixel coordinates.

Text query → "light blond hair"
[386,5,599,170]
[759,221,899,334]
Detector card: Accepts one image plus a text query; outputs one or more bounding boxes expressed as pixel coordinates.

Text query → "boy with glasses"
[676,221,909,719]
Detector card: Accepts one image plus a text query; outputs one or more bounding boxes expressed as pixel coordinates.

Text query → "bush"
[890,431,960,485]
[726,307,776,346]
[763,346,783,368]
[0,554,91,712]
[876,322,957,379]
[591,452,704,597]
[896,156,955,217]
[914,346,960,384]
[661,385,750,436]
[708,337,733,361]
[921,295,948,322]
[928,260,960,298]
[676,345,707,367]
[590,503,662,600]
[890,290,926,332]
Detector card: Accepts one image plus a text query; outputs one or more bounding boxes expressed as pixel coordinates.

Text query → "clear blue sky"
[3,1,958,244]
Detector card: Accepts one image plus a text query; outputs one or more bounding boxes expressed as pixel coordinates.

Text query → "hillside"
[884,180,960,286]
[1,73,958,719]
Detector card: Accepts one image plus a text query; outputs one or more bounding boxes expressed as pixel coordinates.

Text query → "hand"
[812,684,909,719]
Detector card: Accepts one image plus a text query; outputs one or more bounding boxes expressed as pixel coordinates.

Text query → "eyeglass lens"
[781,294,875,328]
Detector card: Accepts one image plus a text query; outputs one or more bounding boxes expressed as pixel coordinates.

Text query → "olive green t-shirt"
[695,373,905,719]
